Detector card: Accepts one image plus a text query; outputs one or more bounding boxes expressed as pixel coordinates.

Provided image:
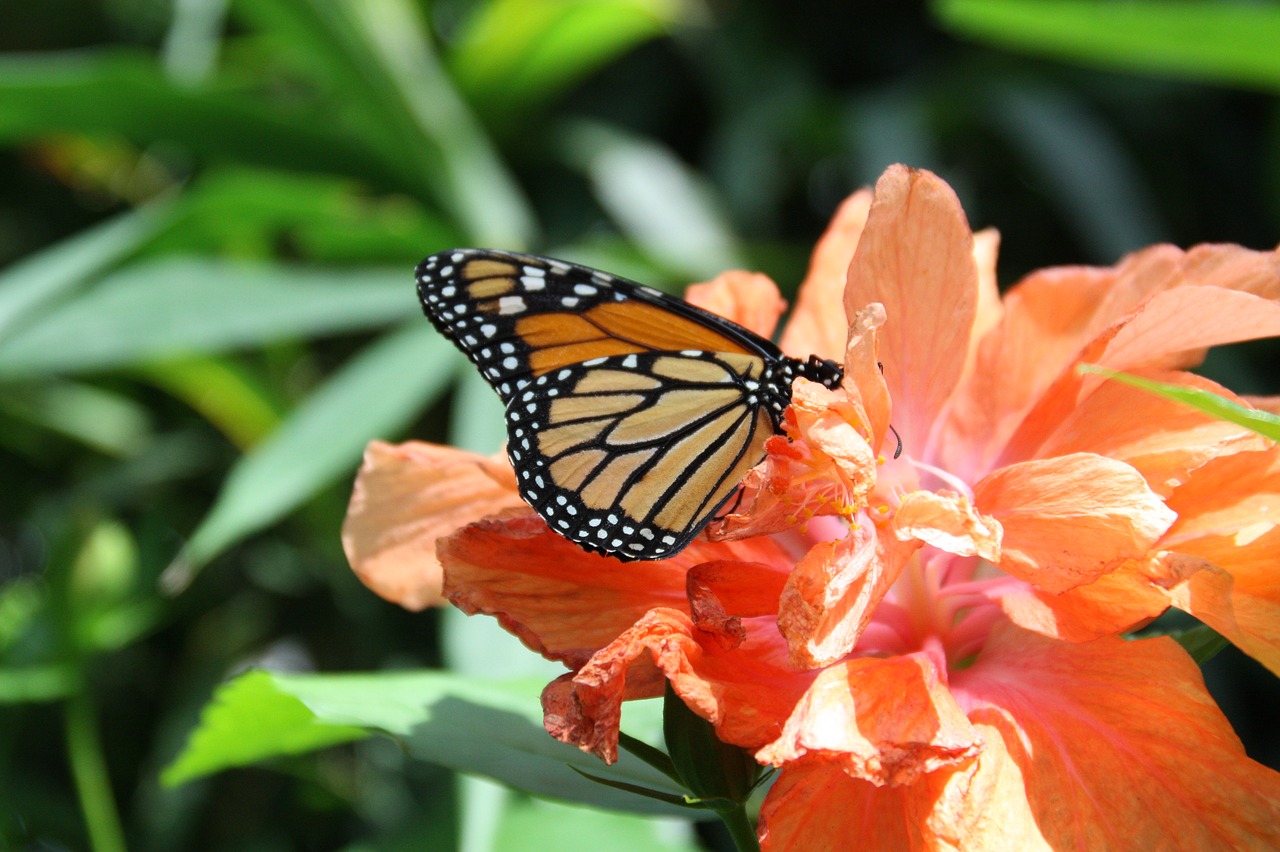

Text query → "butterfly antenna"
[888,424,903,459]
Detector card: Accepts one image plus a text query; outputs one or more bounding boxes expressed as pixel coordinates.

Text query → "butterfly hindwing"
[507,350,776,560]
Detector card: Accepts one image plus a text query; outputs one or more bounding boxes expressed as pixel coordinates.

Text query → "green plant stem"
[716,801,761,852]
[65,692,127,852]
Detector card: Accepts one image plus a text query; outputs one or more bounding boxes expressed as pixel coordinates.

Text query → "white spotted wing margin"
[508,350,777,561]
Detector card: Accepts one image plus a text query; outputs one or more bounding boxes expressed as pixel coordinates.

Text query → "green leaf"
[0,51,400,185]
[233,0,534,246]
[0,664,79,704]
[166,669,688,815]
[0,381,153,457]
[1079,365,1280,441]
[0,201,174,340]
[451,0,685,124]
[933,0,1280,92]
[493,797,700,852]
[133,356,282,450]
[1174,624,1231,665]
[161,670,370,785]
[0,258,414,377]
[153,167,460,262]
[167,324,458,582]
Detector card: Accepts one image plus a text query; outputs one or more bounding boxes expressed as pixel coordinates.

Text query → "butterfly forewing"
[416,248,845,561]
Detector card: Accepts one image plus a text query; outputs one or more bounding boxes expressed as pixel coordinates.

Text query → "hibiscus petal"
[894,490,1002,561]
[780,189,872,361]
[758,762,923,852]
[997,557,1172,642]
[542,608,814,763]
[1158,446,1280,676]
[777,517,919,668]
[1036,369,1270,497]
[756,652,982,785]
[685,270,787,339]
[950,624,1280,849]
[1100,285,1280,371]
[938,243,1280,480]
[341,440,522,610]
[846,165,979,458]
[974,453,1175,593]
[759,729,1045,852]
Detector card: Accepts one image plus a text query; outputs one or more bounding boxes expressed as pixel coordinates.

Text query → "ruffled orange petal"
[1158,446,1280,675]
[841,302,892,460]
[758,762,921,851]
[542,608,814,763]
[893,490,1002,562]
[776,517,919,668]
[780,189,872,361]
[755,651,982,785]
[440,513,792,668]
[974,453,1175,593]
[1036,369,1270,497]
[341,440,522,610]
[996,556,1172,642]
[937,243,1280,480]
[951,624,1280,849]
[685,270,786,339]
[845,165,979,458]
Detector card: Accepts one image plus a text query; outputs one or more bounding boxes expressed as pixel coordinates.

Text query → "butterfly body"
[417,249,843,561]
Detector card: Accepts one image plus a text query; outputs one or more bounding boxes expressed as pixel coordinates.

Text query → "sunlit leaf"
[934,0,1280,92]
[451,0,686,124]
[0,258,413,377]
[161,669,369,785]
[169,324,458,581]
[1080,365,1280,441]
[165,669,687,815]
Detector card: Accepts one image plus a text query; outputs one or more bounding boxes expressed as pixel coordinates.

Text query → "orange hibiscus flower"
[344,165,1280,848]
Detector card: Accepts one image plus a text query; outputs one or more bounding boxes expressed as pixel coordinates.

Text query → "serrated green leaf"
[161,670,370,786]
[168,324,457,580]
[933,0,1280,92]
[166,669,687,814]
[1079,365,1280,441]
[0,259,413,377]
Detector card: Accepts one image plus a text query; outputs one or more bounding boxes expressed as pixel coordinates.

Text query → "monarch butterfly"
[417,248,844,561]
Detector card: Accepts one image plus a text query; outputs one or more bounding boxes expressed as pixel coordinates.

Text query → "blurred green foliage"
[1,0,1278,849]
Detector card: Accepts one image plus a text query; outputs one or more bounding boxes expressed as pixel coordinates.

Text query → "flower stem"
[714,801,762,852]
[65,692,127,852]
